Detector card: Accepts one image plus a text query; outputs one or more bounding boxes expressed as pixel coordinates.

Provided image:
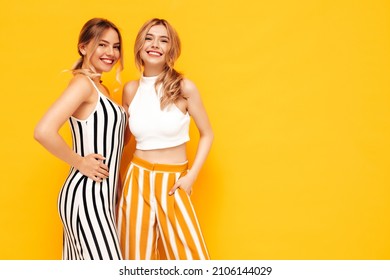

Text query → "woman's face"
[81,28,121,73]
[140,24,170,68]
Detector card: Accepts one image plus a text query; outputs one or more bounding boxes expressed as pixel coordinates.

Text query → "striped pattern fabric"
[58,77,126,260]
[117,156,210,260]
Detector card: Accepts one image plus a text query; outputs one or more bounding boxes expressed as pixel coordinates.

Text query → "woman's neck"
[143,65,164,77]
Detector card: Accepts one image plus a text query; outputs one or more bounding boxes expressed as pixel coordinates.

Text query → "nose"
[106,46,114,56]
[151,39,159,49]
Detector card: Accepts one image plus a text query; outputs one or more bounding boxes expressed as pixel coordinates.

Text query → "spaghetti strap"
[86,76,101,93]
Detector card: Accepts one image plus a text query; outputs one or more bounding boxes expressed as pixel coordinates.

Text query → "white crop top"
[129,75,190,150]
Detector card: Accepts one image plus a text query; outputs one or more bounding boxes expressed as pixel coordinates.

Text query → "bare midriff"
[134,143,188,164]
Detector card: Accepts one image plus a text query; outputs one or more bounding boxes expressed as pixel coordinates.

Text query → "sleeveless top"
[58,76,126,259]
[68,77,126,162]
[128,75,190,150]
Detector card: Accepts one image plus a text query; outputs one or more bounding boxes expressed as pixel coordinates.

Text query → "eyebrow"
[146,33,169,40]
[99,39,120,45]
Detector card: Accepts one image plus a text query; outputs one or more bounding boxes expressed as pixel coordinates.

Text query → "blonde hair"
[134,18,183,109]
[72,18,123,81]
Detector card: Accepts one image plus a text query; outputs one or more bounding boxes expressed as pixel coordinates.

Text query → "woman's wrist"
[71,154,83,170]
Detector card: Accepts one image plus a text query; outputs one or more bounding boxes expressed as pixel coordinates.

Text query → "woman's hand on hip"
[76,153,109,182]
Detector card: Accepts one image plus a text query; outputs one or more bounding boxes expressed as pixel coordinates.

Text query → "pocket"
[178,186,192,197]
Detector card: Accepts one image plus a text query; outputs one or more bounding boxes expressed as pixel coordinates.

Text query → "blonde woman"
[34,18,126,260]
[117,18,213,260]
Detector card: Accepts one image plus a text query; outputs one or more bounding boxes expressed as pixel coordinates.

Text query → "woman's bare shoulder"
[122,80,140,105]
[62,74,94,100]
[181,78,199,98]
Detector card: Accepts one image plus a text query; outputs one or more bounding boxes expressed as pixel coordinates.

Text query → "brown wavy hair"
[134,18,183,109]
[72,18,123,80]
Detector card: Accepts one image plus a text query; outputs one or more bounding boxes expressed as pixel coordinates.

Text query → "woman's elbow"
[209,130,214,142]
[206,129,214,144]
[34,124,47,143]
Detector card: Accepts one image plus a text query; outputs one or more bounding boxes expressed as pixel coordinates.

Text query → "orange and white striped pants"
[116,156,210,260]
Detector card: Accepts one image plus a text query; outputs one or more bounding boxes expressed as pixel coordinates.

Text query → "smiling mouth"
[101,58,114,64]
[147,51,163,56]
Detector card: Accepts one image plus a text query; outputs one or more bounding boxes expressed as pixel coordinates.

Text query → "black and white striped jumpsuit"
[58,77,126,260]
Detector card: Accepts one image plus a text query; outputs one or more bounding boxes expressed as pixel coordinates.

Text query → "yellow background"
[1,0,389,259]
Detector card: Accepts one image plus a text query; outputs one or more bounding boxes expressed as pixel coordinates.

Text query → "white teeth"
[148,51,161,56]
[102,59,113,64]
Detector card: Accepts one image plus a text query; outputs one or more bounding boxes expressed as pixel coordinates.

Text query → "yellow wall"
[1,0,389,259]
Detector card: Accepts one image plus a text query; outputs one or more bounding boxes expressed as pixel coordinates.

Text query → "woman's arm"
[34,75,109,182]
[169,78,214,195]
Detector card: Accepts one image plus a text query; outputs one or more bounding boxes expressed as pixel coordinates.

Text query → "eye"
[145,36,152,41]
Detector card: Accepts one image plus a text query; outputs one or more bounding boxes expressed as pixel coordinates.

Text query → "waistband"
[131,156,188,172]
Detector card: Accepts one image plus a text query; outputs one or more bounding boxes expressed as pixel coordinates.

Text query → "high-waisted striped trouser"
[116,156,210,260]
